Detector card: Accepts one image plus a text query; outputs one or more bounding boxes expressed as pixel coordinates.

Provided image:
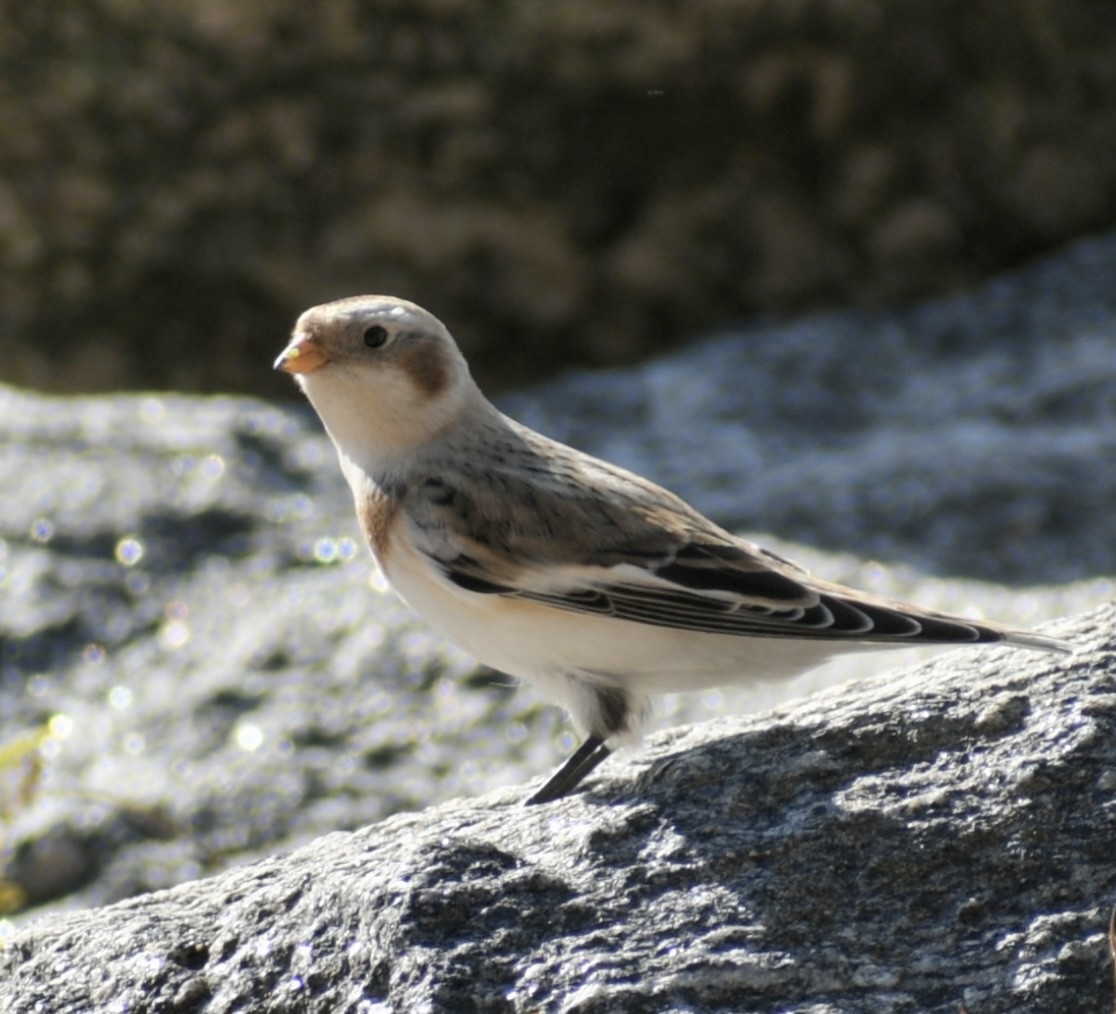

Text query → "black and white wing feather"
[403,444,1070,655]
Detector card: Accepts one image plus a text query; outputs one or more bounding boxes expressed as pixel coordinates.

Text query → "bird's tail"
[1000,629,1073,655]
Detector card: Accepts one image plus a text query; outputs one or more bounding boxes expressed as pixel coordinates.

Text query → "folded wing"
[408,454,1069,653]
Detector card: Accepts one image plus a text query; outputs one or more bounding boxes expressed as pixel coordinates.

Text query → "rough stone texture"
[0,234,1112,931]
[0,603,1112,1013]
[3,1,1116,395]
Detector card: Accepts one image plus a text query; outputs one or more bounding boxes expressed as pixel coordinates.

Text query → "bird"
[274,295,1071,805]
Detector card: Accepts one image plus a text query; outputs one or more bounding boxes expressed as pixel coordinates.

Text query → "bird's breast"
[351,479,404,565]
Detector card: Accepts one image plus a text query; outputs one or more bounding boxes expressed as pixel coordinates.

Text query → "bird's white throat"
[298,360,486,480]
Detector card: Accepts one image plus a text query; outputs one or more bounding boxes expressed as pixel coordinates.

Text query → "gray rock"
[1,603,1111,1013]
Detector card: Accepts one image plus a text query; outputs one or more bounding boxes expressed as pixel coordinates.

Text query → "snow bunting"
[275,296,1071,804]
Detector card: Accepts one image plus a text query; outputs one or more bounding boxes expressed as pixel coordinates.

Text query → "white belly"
[380,534,840,702]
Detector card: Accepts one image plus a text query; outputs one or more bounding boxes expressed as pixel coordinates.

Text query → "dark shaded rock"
[3,2,1116,395]
[0,604,1112,1012]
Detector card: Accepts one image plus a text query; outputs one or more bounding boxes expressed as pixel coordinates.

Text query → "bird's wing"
[402,458,1068,651]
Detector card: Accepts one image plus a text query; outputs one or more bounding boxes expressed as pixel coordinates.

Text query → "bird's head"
[275,296,481,472]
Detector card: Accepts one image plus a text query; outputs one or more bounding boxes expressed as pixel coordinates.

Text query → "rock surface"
[4,2,1116,394]
[1,603,1112,1013]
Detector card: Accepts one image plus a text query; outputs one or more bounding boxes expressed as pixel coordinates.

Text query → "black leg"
[525,734,612,805]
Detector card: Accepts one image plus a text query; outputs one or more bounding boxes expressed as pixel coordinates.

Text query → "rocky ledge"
[0,602,1112,1012]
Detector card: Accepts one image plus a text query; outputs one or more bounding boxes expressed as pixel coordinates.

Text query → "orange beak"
[274,334,331,375]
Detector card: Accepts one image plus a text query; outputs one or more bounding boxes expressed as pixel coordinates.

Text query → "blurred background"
[3,0,1115,398]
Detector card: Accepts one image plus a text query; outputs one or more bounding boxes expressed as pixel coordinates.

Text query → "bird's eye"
[363,324,389,348]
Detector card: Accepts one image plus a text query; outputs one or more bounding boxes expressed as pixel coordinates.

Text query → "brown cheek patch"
[398,337,449,398]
